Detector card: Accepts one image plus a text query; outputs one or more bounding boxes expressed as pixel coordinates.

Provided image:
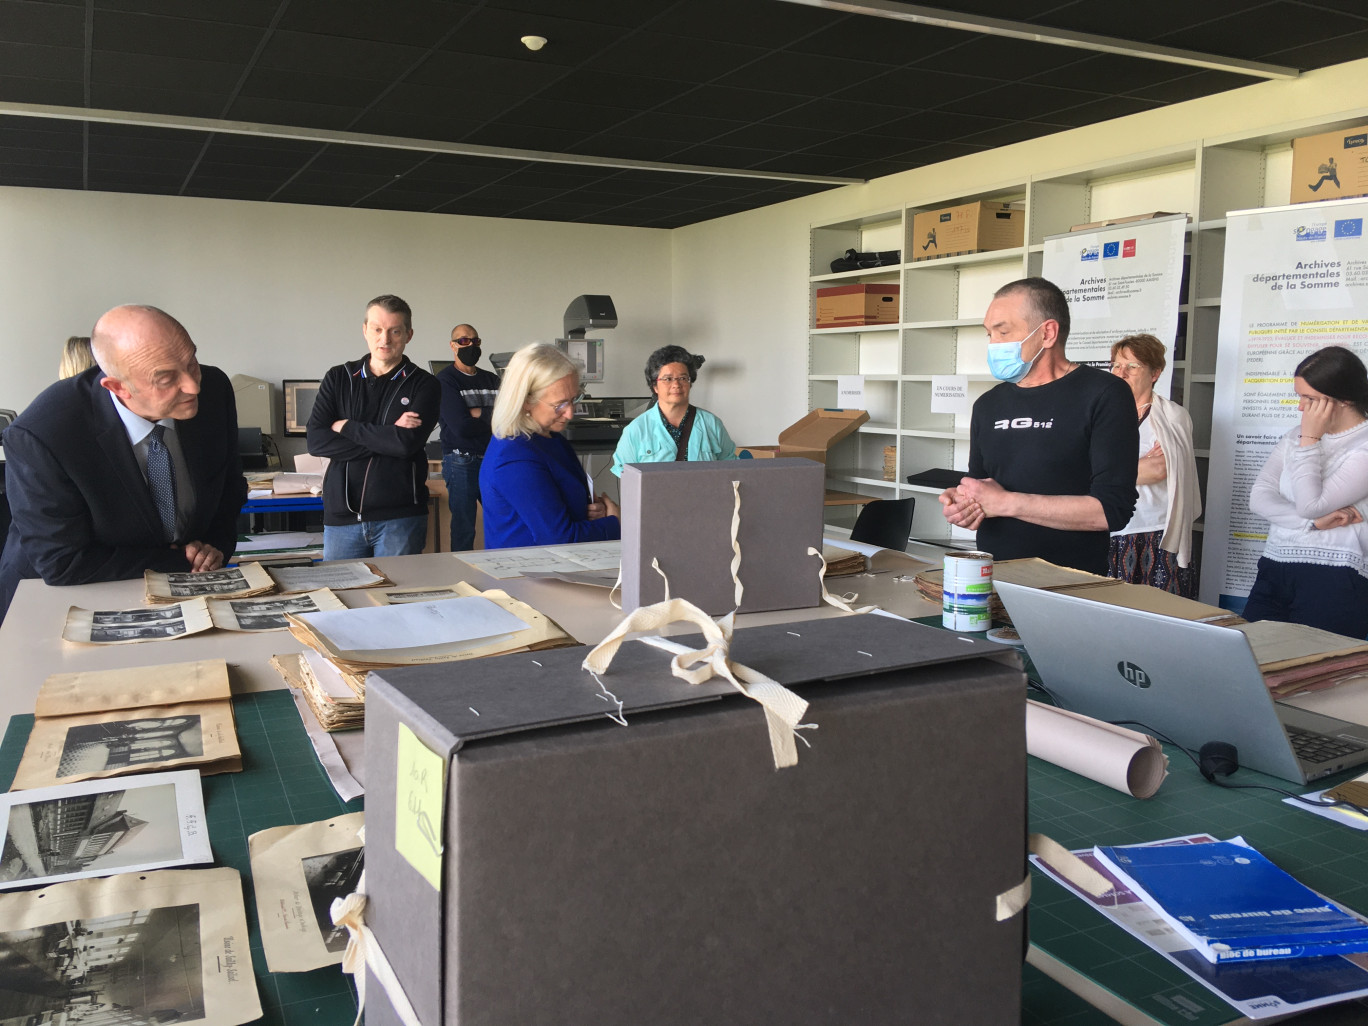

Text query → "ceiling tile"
[0,41,84,80]
[95,1,283,27]
[254,30,429,78]
[278,0,474,47]
[593,32,770,83]
[0,0,86,46]
[91,10,265,62]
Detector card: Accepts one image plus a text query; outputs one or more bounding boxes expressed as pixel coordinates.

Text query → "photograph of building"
[58,719,204,779]
[1,784,183,885]
[0,905,204,1025]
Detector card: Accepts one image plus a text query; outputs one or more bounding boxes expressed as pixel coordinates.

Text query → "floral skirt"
[1107,529,1197,598]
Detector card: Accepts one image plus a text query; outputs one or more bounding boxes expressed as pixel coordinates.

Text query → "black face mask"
[457,345,481,367]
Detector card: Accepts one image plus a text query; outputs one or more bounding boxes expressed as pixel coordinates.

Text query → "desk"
[9,557,1366,1024]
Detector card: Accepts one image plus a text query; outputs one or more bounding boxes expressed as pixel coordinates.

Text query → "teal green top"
[610,405,739,477]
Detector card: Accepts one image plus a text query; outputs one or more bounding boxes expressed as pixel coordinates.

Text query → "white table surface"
[0,550,941,728]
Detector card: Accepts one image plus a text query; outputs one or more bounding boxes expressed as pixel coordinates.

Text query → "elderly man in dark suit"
[0,305,246,619]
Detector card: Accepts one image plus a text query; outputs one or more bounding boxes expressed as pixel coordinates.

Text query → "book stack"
[882,445,897,481]
[1233,621,1368,698]
[275,583,576,733]
[1095,838,1368,963]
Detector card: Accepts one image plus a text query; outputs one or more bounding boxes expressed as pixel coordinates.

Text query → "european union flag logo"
[1334,218,1363,238]
[1102,241,1121,259]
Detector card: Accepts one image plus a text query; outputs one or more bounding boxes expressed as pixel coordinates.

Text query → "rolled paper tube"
[1026,700,1169,799]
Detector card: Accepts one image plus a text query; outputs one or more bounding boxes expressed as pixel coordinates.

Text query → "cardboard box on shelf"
[911,201,1023,261]
[363,615,1027,1026]
[814,283,899,328]
[737,408,869,464]
[1290,123,1368,204]
[1068,211,1187,232]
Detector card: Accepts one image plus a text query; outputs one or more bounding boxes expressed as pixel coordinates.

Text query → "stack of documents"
[267,561,393,594]
[1233,621,1368,698]
[821,545,867,578]
[271,650,366,731]
[277,583,574,732]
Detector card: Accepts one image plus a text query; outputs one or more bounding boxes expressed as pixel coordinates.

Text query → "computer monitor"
[429,359,454,375]
[282,379,321,437]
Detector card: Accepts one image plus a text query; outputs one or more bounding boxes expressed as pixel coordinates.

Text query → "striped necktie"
[146,424,177,542]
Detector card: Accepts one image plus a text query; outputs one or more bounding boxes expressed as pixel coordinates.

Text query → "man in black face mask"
[437,323,501,551]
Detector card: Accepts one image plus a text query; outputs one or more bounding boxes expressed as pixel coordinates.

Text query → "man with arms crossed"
[939,277,1138,574]
[307,294,439,560]
[0,305,246,618]
[437,323,500,551]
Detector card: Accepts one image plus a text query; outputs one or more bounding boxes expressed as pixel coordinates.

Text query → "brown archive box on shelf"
[363,615,1028,1026]
[813,283,899,328]
[911,200,1023,261]
[1291,123,1368,204]
[620,458,824,615]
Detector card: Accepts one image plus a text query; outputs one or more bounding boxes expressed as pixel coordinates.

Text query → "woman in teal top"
[611,345,739,477]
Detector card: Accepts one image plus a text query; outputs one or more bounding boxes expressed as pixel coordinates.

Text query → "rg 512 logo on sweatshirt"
[993,417,1054,430]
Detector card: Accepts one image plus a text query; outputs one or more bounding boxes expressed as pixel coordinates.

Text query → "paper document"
[0,769,212,890]
[236,532,324,553]
[458,540,622,579]
[268,561,389,593]
[297,595,530,652]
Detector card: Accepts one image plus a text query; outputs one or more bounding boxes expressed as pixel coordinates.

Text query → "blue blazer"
[479,432,620,549]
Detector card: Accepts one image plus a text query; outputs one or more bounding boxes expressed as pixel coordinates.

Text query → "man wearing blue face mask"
[938,277,1138,574]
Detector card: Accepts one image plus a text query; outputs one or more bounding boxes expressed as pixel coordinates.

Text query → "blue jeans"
[323,515,428,560]
[443,451,482,552]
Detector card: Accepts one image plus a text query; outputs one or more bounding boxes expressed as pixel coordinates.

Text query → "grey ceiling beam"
[0,100,865,187]
[778,0,1300,80]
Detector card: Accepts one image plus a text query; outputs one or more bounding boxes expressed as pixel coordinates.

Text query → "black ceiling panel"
[0,0,1359,227]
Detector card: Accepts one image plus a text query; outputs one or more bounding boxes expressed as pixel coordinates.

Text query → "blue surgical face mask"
[986,322,1045,383]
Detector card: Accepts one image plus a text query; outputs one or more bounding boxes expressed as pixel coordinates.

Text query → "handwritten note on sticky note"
[396,722,446,890]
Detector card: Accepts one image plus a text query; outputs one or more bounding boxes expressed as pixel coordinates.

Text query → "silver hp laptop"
[994,581,1368,784]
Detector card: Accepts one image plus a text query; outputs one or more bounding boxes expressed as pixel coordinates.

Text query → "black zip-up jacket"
[305,355,440,527]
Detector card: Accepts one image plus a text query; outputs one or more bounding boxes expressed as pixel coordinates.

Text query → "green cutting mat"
[1028,748,1368,1026]
[0,689,364,1026]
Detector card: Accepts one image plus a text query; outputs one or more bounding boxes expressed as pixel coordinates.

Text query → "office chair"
[849,497,916,552]
[0,409,15,433]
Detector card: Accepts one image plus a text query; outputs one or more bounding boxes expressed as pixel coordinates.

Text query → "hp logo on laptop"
[1117,661,1152,688]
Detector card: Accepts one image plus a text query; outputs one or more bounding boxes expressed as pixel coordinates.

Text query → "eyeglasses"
[538,392,584,415]
[452,336,481,347]
[1110,361,1144,373]
[655,375,691,385]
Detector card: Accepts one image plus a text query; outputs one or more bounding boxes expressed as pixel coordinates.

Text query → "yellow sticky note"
[395,722,446,890]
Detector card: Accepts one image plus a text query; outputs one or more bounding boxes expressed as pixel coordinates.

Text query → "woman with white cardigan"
[1245,346,1368,637]
[1106,334,1202,597]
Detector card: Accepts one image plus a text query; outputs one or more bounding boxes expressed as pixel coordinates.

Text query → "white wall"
[0,188,672,427]
[671,56,1368,446]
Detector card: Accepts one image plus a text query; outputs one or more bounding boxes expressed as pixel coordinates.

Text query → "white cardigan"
[1147,393,1202,568]
[1249,419,1368,579]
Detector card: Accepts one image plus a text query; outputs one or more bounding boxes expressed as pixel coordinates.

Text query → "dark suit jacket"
[0,365,246,617]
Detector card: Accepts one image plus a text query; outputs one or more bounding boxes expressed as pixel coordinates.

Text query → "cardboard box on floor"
[1291,123,1368,204]
[911,200,1023,261]
[363,615,1027,1026]
[737,407,868,463]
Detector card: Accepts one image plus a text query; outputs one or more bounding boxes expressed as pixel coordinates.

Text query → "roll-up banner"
[1203,197,1368,607]
[1041,213,1188,398]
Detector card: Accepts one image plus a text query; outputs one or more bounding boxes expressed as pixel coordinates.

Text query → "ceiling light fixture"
[0,100,864,186]
[521,35,548,52]
[776,0,1299,80]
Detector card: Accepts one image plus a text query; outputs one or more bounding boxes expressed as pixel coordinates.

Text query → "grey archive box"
[363,614,1028,1026]
[619,457,824,615]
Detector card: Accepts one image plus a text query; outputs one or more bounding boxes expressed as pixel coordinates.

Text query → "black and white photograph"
[0,771,211,891]
[0,904,206,1023]
[63,600,213,646]
[58,717,204,779]
[89,621,188,643]
[91,607,184,626]
[205,589,343,633]
[145,562,273,603]
[301,846,364,953]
